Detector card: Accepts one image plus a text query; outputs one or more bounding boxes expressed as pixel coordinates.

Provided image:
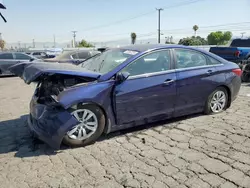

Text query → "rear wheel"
[63,104,105,147]
[204,87,228,115]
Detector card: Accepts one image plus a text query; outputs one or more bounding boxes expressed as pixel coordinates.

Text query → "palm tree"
[193,25,199,37]
[131,32,137,44]
[0,39,5,51]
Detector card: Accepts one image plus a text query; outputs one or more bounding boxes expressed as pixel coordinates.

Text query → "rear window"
[0,53,13,59]
[230,39,250,47]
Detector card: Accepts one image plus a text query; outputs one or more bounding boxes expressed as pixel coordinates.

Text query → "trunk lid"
[9,62,101,84]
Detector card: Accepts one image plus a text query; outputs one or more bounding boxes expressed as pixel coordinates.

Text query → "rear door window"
[207,56,222,65]
[175,49,207,69]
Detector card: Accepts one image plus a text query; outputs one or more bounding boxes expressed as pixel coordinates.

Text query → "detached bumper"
[28,97,78,149]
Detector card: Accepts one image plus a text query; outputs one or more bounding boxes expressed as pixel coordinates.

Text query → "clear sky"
[0,0,250,44]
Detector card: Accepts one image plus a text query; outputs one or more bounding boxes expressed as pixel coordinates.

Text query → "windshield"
[81,48,139,74]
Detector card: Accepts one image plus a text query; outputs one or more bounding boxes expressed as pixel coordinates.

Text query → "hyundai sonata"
[9,44,242,148]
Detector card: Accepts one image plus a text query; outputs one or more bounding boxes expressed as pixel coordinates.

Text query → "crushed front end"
[28,74,95,149]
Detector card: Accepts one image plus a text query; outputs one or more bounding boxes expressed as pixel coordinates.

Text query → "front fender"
[57,80,115,109]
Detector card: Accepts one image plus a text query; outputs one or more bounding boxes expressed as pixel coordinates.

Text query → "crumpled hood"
[9,62,101,84]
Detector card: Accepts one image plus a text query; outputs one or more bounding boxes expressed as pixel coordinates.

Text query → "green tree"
[178,36,207,46]
[193,25,199,37]
[207,31,232,45]
[131,32,137,44]
[77,39,94,48]
[0,39,5,50]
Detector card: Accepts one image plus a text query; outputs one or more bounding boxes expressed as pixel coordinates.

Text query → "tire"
[242,64,250,82]
[204,87,229,115]
[62,104,105,147]
[241,72,250,82]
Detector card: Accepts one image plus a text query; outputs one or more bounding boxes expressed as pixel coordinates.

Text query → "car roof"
[118,44,202,52]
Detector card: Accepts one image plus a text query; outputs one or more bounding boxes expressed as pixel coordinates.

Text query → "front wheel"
[62,104,105,147]
[204,87,228,115]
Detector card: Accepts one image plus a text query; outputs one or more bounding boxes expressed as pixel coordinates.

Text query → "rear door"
[0,53,15,73]
[173,48,220,116]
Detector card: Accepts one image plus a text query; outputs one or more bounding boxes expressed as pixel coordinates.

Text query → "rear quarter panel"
[214,62,241,102]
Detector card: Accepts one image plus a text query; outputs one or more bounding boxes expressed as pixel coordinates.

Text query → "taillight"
[234,51,240,57]
[232,68,242,77]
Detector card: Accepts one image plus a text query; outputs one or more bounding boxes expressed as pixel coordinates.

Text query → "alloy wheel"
[210,90,226,113]
[67,109,98,140]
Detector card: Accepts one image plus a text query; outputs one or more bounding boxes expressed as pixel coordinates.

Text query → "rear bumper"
[28,97,78,149]
[231,76,241,102]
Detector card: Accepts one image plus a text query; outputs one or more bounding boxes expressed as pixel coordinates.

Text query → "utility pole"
[156,8,163,44]
[71,31,77,48]
[240,32,246,38]
[18,41,21,50]
[32,39,35,48]
[53,34,56,48]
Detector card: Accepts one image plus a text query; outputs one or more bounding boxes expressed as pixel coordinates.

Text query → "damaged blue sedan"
[10,44,242,149]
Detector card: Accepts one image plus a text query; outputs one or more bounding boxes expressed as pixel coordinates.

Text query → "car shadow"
[0,113,203,158]
[0,114,58,158]
[97,113,201,142]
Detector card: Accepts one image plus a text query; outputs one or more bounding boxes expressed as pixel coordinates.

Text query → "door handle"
[207,70,213,75]
[163,79,175,85]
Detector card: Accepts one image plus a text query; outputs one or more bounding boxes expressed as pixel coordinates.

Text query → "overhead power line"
[88,21,250,39]
[161,22,250,32]
[82,0,205,32]
[92,28,250,43]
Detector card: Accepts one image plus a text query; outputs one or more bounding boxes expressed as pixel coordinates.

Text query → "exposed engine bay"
[35,74,95,105]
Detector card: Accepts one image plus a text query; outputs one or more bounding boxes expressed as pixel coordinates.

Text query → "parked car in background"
[97,47,109,53]
[10,44,242,149]
[209,39,250,82]
[209,39,250,63]
[44,49,101,65]
[26,51,56,59]
[0,52,41,76]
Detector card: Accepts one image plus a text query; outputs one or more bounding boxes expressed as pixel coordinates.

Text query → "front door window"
[122,50,171,77]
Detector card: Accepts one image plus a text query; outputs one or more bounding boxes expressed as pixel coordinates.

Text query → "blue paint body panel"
[10,44,242,149]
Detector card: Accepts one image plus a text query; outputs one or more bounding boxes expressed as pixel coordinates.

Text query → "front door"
[114,49,177,125]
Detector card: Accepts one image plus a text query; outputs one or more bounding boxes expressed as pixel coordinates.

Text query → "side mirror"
[116,72,130,83]
[29,58,35,62]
